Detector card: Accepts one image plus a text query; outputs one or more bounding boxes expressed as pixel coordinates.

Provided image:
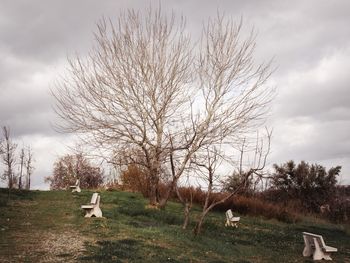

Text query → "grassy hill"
[0,188,349,262]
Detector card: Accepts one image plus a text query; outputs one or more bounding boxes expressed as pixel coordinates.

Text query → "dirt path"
[0,229,90,262]
[0,192,93,262]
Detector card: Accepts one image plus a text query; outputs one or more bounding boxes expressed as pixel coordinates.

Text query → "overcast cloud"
[1,0,350,189]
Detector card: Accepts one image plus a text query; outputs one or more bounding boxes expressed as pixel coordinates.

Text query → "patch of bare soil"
[0,230,92,263]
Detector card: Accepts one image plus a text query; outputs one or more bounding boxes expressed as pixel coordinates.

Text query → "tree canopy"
[53,7,274,206]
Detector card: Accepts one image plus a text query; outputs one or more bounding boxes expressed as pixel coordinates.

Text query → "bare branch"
[52,7,274,207]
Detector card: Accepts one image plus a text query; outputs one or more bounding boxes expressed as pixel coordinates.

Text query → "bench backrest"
[226,209,233,219]
[90,193,99,204]
[303,232,327,248]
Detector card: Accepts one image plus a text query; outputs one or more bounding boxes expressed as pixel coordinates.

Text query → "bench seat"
[81,204,94,209]
[324,246,337,253]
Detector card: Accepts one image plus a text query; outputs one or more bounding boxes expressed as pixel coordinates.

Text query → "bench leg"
[302,236,313,257]
[225,220,238,228]
[92,207,103,218]
[72,186,81,193]
[84,209,93,218]
[323,253,333,261]
[313,238,329,261]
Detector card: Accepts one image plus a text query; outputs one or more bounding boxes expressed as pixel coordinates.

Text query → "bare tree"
[223,129,273,195]
[0,126,17,199]
[18,148,25,190]
[53,7,274,207]
[25,146,34,190]
[192,130,272,235]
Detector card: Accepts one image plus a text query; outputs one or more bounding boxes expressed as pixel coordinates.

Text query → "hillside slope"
[0,188,349,262]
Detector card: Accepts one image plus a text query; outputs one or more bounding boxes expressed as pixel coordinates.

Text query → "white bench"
[69,179,81,193]
[225,209,240,228]
[302,232,337,261]
[81,193,102,218]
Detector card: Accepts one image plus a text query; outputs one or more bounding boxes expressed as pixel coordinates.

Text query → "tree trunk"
[193,210,208,235]
[149,182,158,206]
[158,177,179,208]
[19,149,24,190]
[7,175,11,202]
[182,202,191,229]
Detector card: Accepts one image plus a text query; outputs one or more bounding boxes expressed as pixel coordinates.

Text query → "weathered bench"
[69,179,81,193]
[302,232,337,261]
[81,192,102,218]
[225,209,240,228]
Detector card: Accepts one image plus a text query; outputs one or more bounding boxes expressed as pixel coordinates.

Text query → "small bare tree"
[25,146,34,190]
[0,126,17,199]
[53,7,274,207]
[192,130,272,235]
[18,148,25,190]
[176,185,193,229]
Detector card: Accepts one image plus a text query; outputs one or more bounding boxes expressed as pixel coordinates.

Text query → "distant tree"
[18,148,25,190]
[0,127,17,199]
[222,171,255,196]
[271,161,341,211]
[45,153,104,190]
[24,146,34,190]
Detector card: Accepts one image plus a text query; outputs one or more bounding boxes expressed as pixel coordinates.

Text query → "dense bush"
[120,164,169,202]
[325,185,350,223]
[269,161,341,212]
[120,164,151,197]
[327,198,350,223]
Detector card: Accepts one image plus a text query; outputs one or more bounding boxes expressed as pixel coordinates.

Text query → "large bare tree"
[53,7,274,207]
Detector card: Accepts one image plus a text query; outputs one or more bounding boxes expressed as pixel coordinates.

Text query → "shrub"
[270,160,341,212]
[120,164,151,197]
[120,164,170,202]
[175,186,300,223]
[328,198,350,223]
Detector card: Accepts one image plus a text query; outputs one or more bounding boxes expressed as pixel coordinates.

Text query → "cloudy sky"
[1,0,349,189]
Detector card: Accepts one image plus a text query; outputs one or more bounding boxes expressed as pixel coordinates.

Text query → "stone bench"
[225,209,240,228]
[302,232,337,261]
[69,179,81,193]
[81,192,102,218]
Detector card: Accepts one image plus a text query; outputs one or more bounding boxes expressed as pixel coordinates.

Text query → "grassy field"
[0,188,349,262]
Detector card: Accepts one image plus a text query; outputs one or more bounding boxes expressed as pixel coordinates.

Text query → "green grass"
[0,188,349,262]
